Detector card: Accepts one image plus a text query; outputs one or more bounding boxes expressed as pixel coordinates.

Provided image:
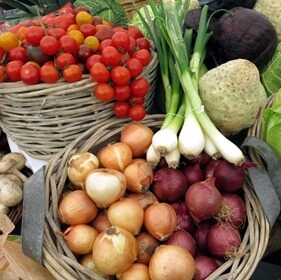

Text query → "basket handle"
[21,166,46,265]
[241,136,281,228]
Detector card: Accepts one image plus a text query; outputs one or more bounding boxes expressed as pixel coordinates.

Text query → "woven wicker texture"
[0,50,158,161]
[42,114,269,280]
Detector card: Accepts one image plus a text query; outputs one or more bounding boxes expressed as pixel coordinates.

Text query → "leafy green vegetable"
[73,0,129,26]
[261,43,281,96]
[262,89,281,159]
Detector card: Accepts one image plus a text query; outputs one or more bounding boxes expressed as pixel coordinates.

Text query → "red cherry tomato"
[94,83,115,102]
[76,44,93,61]
[40,64,60,83]
[113,101,130,117]
[110,66,131,86]
[5,60,24,81]
[130,78,150,97]
[127,26,144,40]
[20,63,41,85]
[101,46,122,67]
[47,27,66,39]
[136,37,151,51]
[63,64,83,83]
[25,26,45,45]
[56,53,76,69]
[129,95,145,106]
[131,49,151,66]
[98,39,112,53]
[59,35,78,54]
[40,36,60,56]
[8,46,27,62]
[111,31,130,51]
[86,54,102,71]
[126,58,143,78]
[113,84,131,101]
[129,104,146,121]
[0,65,6,82]
[79,23,96,38]
[90,62,110,83]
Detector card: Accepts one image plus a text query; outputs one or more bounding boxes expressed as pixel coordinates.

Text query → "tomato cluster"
[0,2,153,120]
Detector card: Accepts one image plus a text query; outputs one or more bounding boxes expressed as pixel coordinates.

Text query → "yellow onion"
[136,231,160,265]
[117,263,150,280]
[90,209,111,233]
[97,142,133,172]
[63,224,98,255]
[144,202,177,241]
[67,152,99,188]
[126,191,159,210]
[85,168,126,208]
[149,245,195,280]
[79,253,108,278]
[93,226,138,275]
[107,197,144,235]
[120,122,154,158]
[123,160,153,193]
[58,190,98,225]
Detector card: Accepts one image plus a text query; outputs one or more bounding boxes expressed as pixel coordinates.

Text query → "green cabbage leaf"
[261,43,281,96]
[262,89,281,159]
[73,0,129,26]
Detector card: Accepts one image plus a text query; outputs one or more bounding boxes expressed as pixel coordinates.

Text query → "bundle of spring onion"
[138,0,246,167]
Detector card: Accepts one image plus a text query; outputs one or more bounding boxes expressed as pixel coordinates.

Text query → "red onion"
[165,229,197,257]
[194,220,212,255]
[203,159,223,178]
[216,193,246,228]
[188,151,211,166]
[156,157,168,169]
[152,167,188,203]
[213,160,257,192]
[170,202,197,236]
[185,177,223,223]
[206,223,241,259]
[181,163,204,188]
[193,255,219,280]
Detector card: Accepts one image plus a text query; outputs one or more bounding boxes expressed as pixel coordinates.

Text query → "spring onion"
[138,0,245,166]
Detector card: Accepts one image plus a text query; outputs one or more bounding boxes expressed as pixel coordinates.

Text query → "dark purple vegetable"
[209,7,278,70]
[198,0,257,13]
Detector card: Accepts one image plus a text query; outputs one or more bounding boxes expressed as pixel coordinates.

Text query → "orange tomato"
[84,36,99,52]
[75,11,93,26]
[0,32,19,51]
[68,30,84,46]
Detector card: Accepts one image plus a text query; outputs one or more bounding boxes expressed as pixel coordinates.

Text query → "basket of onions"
[34,114,270,280]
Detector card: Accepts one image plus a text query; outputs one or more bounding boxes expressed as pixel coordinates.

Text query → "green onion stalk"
[137,0,245,167]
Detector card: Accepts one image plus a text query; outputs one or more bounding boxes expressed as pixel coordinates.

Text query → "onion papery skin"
[149,245,195,280]
[165,229,197,257]
[92,226,138,275]
[144,202,177,241]
[194,220,212,255]
[181,163,204,188]
[203,159,223,179]
[79,253,108,278]
[97,142,133,172]
[90,209,111,233]
[58,190,98,225]
[63,224,98,255]
[185,177,223,223]
[216,193,247,228]
[85,168,126,208]
[206,223,242,259]
[126,191,159,210]
[107,197,144,235]
[117,263,150,280]
[213,160,257,192]
[67,152,99,188]
[193,255,219,280]
[187,151,211,167]
[170,201,197,235]
[136,231,160,265]
[123,160,154,193]
[120,122,154,158]
[152,167,188,203]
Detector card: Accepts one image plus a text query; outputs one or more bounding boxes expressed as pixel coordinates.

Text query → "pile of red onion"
[149,152,251,279]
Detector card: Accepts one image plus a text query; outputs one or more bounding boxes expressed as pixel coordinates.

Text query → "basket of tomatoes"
[24,114,269,280]
[0,2,158,161]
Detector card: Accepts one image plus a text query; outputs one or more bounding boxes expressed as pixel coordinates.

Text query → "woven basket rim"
[41,114,270,280]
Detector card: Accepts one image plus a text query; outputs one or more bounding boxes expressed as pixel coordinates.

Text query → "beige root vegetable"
[0,182,23,207]
[0,158,27,182]
[0,174,23,188]
[0,202,10,215]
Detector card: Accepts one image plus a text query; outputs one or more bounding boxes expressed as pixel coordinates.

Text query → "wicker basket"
[40,114,269,280]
